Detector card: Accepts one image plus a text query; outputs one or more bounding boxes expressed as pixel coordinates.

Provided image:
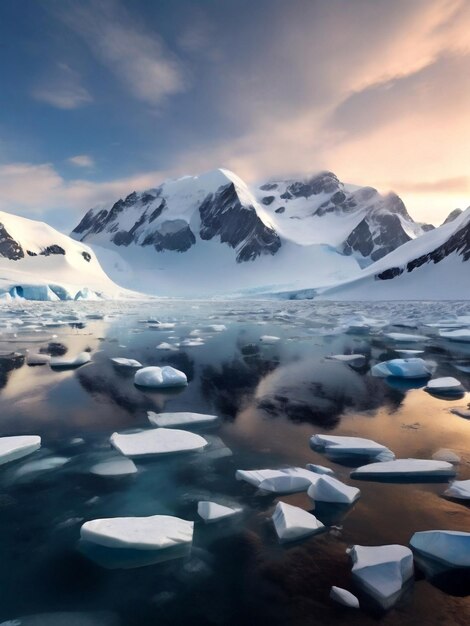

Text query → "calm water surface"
[0,300,469,625]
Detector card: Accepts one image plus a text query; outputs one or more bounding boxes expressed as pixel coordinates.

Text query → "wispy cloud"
[57,0,187,106]
[32,63,92,109]
[68,154,94,168]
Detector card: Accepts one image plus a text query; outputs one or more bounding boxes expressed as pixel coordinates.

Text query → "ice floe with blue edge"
[410,530,470,568]
[371,357,432,379]
[134,365,187,388]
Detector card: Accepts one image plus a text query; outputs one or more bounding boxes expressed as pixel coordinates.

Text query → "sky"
[0,0,469,231]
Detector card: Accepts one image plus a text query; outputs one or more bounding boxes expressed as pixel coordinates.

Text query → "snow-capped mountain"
[0,210,133,301]
[72,168,426,296]
[317,206,470,301]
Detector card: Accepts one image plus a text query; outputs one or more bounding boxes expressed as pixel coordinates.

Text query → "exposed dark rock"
[143,220,196,252]
[199,183,281,262]
[81,251,91,262]
[284,171,340,199]
[27,250,37,256]
[0,224,24,260]
[259,183,278,191]
[39,245,65,256]
[342,219,373,258]
[275,206,285,214]
[261,196,275,206]
[377,267,404,280]
[148,200,166,223]
[442,208,462,225]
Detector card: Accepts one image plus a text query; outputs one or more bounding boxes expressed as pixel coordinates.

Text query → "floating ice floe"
[432,449,461,464]
[308,475,360,504]
[235,467,320,494]
[26,353,51,365]
[110,358,142,368]
[90,457,138,477]
[326,354,366,367]
[351,458,456,480]
[134,366,187,388]
[371,357,431,379]
[395,349,424,356]
[204,324,226,332]
[180,338,205,347]
[81,515,194,550]
[329,586,360,609]
[450,407,470,419]
[110,428,208,458]
[260,335,280,344]
[0,435,41,466]
[439,329,470,342]
[306,463,334,475]
[384,333,428,343]
[272,501,324,542]
[310,434,395,462]
[148,411,218,428]
[444,479,470,500]
[410,530,470,568]
[197,501,241,523]
[148,323,176,330]
[156,342,178,351]
[425,377,464,396]
[50,352,91,369]
[14,456,68,478]
[349,544,414,610]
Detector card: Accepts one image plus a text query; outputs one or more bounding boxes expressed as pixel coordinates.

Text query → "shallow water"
[0,300,469,625]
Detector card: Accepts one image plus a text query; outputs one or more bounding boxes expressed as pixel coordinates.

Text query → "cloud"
[68,154,94,168]
[387,177,470,194]
[32,63,92,109]
[56,0,187,106]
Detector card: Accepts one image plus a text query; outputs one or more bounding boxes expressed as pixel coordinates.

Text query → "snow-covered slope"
[318,207,470,301]
[72,169,426,297]
[0,210,134,301]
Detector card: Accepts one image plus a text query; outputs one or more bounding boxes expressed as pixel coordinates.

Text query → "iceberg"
[148,411,218,428]
[134,366,187,388]
[110,428,208,458]
[371,358,431,379]
[351,458,456,480]
[81,515,194,550]
[272,501,324,542]
[0,435,41,466]
[90,457,138,477]
[50,352,91,369]
[410,530,470,568]
[350,544,414,610]
[235,467,320,494]
[310,434,395,461]
[197,501,242,523]
[308,475,360,504]
[110,358,142,368]
[329,586,360,609]
[444,479,470,500]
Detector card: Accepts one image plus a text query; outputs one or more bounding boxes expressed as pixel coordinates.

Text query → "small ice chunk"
[272,501,324,542]
[444,479,470,500]
[204,324,226,332]
[148,411,218,428]
[110,358,142,368]
[432,449,461,464]
[180,338,204,347]
[110,428,208,458]
[327,354,366,367]
[410,530,470,568]
[306,463,334,475]
[134,366,187,388]
[50,352,91,369]
[148,323,176,330]
[395,349,424,356]
[351,458,456,479]
[308,475,360,504]
[329,586,360,609]
[14,456,68,478]
[260,335,280,344]
[0,435,41,466]
[439,329,470,342]
[197,501,241,523]
[236,467,320,494]
[425,377,464,395]
[81,515,194,550]
[384,333,428,343]
[371,358,431,379]
[156,342,178,351]
[311,434,394,461]
[90,458,138,477]
[350,544,414,610]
